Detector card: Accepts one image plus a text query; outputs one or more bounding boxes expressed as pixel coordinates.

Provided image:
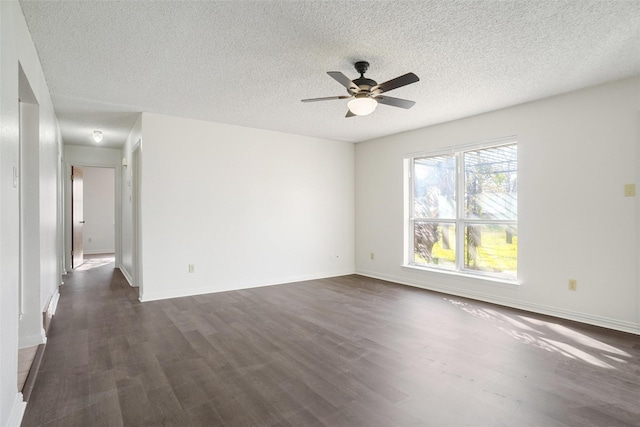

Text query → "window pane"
[464,145,517,220]
[464,224,517,277]
[413,222,456,269]
[413,155,456,219]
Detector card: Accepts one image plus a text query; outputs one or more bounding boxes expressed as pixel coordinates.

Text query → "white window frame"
[404,136,518,281]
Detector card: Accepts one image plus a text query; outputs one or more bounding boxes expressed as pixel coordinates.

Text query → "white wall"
[356,77,640,334]
[0,1,62,425]
[132,113,355,301]
[120,115,141,286]
[82,167,115,254]
[63,145,122,166]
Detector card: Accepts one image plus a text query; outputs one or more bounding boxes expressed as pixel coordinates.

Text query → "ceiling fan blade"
[371,72,419,95]
[301,95,352,103]
[327,71,359,92]
[345,110,356,118]
[375,95,416,109]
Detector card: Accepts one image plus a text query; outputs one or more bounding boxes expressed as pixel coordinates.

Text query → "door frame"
[71,166,84,268]
[131,141,143,295]
[63,161,122,273]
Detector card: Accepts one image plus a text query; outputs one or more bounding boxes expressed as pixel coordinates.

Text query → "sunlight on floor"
[445,298,629,369]
[75,255,115,271]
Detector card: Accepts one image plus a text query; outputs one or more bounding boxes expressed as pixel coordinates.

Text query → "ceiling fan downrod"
[354,61,370,77]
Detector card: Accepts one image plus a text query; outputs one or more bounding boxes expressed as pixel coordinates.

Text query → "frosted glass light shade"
[348,96,378,116]
[93,130,103,143]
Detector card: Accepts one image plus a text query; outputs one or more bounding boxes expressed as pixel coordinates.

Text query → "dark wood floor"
[21,262,640,427]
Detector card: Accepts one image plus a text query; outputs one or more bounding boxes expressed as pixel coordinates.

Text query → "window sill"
[401,264,520,288]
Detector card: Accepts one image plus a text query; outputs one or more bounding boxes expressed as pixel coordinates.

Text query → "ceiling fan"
[301,61,419,117]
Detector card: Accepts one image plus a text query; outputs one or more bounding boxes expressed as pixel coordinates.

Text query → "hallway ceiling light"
[92,130,103,143]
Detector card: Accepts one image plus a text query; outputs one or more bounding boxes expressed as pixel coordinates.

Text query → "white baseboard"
[140,269,356,302]
[6,393,26,427]
[118,267,137,288]
[356,269,640,336]
[84,250,115,255]
[50,289,60,316]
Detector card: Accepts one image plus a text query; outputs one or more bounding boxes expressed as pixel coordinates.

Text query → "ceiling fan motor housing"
[352,77,377,91]
[350,61,377,94]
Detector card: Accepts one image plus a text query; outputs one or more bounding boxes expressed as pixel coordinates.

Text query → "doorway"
[18,64,46,396]
[70,166,116,269]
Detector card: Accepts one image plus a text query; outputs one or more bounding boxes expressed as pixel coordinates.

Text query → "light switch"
[624,184,635,197]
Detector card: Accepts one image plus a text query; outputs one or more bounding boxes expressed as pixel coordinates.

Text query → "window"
[407,141,517,280]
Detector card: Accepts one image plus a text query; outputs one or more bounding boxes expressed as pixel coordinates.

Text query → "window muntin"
[409,142,517,280]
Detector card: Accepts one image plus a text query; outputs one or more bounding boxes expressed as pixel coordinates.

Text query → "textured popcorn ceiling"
[19,1,640,147]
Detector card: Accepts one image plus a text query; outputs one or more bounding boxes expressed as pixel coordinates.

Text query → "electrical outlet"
[569,279,577,291]
[370,252,375,260]
[624,184,635,197]
[188,264,195,273]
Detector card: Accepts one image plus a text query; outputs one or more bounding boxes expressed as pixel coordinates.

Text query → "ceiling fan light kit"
[348,94,378,116]
[302,61,419,118]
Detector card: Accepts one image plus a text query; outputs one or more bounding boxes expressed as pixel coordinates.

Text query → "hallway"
[21,262,640,426]
[21,256,137,426]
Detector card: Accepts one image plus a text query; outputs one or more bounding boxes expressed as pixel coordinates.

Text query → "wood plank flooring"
[18,346,38,391]
[21,262,640,426]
